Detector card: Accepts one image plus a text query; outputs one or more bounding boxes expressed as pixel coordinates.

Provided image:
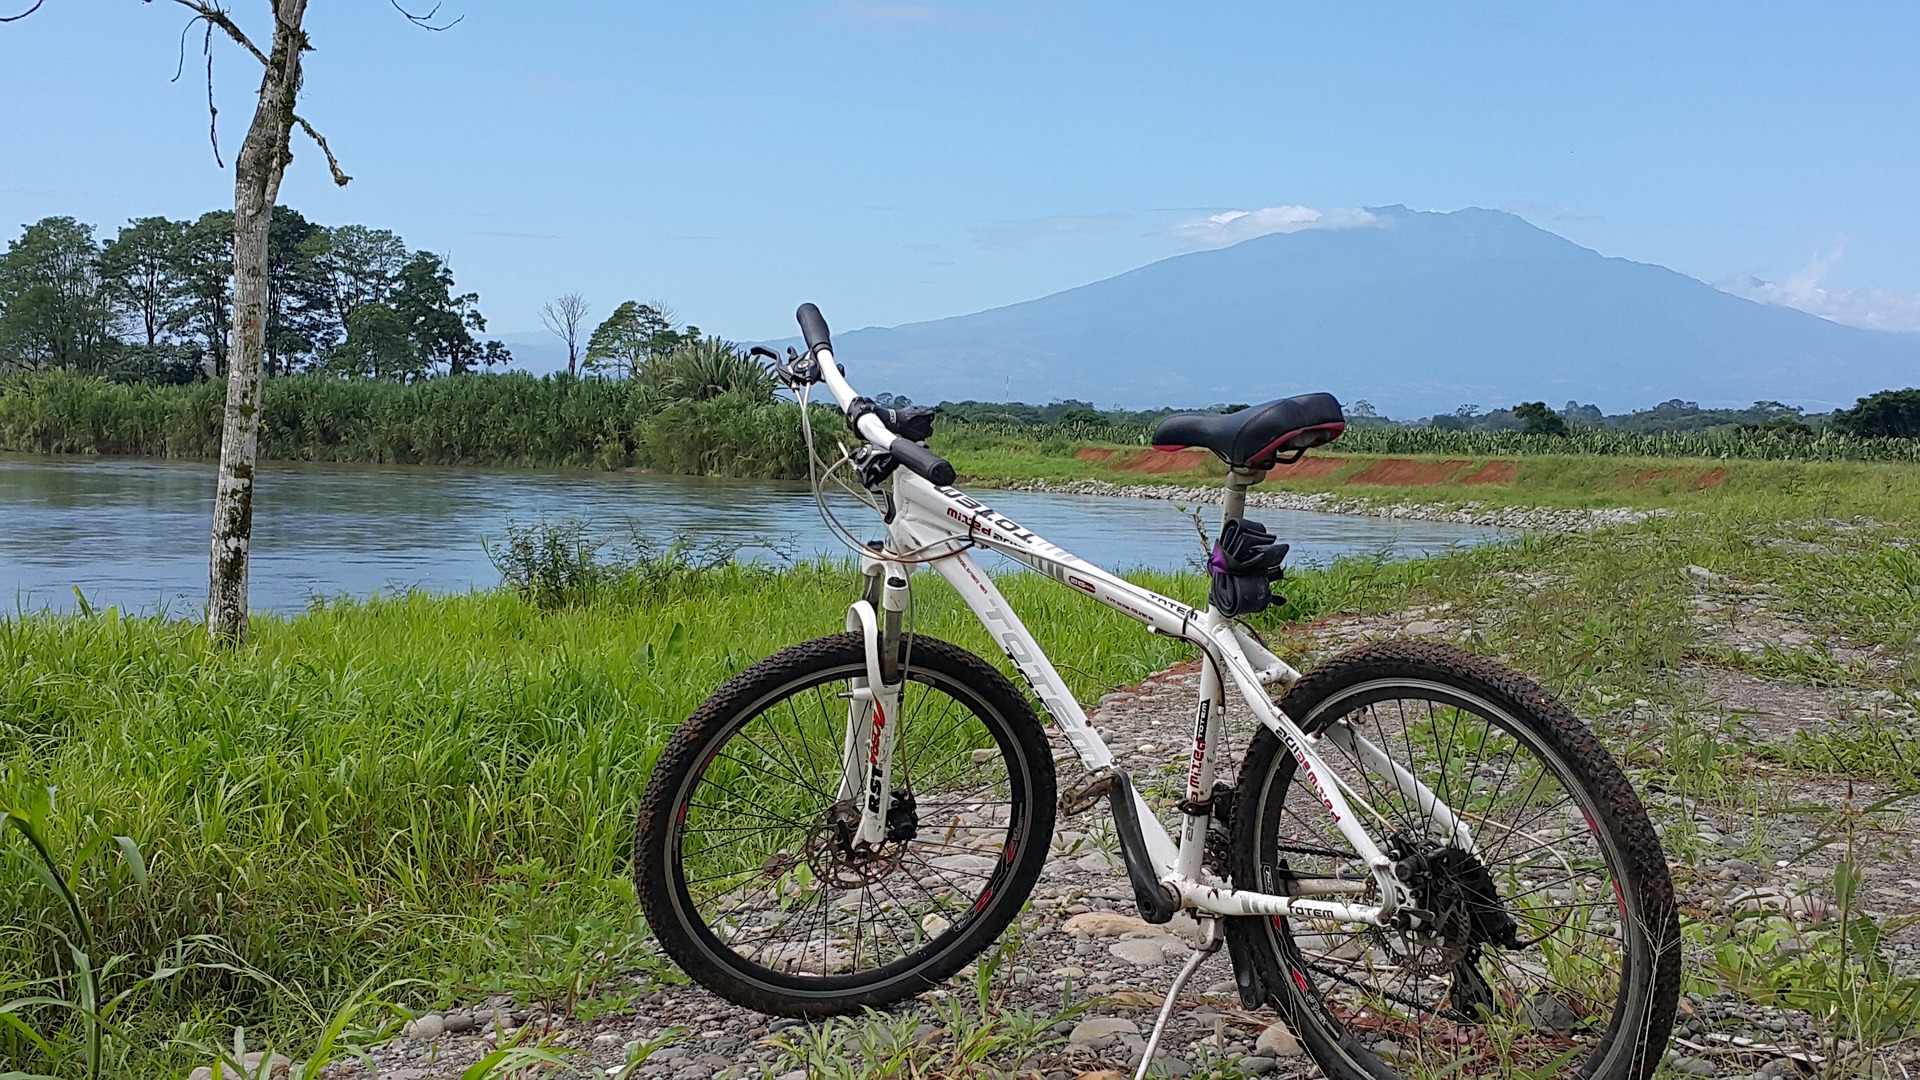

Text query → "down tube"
[919,548,1112,771]
[917,548,1183,875]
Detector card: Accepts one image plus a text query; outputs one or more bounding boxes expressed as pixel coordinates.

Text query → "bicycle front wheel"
[634,632,1056,1017]
[1227,640,1680,1080]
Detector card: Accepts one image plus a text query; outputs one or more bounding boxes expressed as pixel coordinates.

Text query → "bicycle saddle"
[1151,392,1346,469]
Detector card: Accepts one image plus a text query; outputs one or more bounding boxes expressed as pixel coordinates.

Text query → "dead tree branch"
[165,0,268,65]
[294,114,351,186]
[390,0,462,30]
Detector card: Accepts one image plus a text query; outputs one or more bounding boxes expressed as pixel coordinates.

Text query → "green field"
[6,410,1920,1075]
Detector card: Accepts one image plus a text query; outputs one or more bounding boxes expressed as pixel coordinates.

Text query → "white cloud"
[1717,243,1920,334]
[1169,204,1380,249]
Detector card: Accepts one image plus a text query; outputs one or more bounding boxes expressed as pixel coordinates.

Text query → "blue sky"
[3,1,1917,360]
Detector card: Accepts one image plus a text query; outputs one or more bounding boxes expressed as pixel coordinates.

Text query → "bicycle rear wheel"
[1227,640,1680,1080]
[634,632,1056,1017]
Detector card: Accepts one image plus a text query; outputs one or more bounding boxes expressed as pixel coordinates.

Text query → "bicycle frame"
[810,348,1476,930]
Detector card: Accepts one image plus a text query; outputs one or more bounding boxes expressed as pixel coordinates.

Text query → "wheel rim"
[1256,679,1643,1078]
[665,658,1034,995]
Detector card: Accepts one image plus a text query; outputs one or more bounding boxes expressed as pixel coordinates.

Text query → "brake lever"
[772,345,822,388]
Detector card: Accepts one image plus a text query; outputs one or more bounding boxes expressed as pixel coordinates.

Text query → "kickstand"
[1133,917,1224,1080]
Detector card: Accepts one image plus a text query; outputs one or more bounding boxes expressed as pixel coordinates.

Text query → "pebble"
[1108,938,1173,966]
[1067,1016,1140,1045]
[1076,850,1121,873]
[1254,1021,1301,1057]
[188,1052,291,1080]
[444,1011,476,1033]
[406,1013,444,1041]
[1062,911,1151,937]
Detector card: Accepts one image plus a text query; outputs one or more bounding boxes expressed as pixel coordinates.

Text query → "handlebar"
[886,437,957,487]
[795,302,955,487]
[796,302,833,355]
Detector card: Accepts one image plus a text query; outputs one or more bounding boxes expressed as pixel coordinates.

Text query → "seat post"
[1220,465,1266,522]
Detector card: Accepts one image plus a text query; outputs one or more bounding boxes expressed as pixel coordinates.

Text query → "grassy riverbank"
[942,431,1920,519]
[6,494,1920,1075]
[7,371,1920,503]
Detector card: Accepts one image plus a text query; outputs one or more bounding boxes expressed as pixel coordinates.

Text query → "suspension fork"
[838,549,909,846]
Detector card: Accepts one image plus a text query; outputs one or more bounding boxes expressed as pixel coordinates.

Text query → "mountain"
[797,206,1920,416]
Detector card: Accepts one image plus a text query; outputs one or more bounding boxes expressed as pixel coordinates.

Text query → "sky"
[3,1,1918,367]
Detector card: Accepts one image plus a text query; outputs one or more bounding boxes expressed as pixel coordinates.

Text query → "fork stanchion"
[1133,917,1224,1080]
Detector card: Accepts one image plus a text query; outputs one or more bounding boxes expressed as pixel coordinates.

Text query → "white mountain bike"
[635,304,1680,1080]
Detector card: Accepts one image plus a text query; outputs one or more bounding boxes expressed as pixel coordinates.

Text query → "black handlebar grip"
[796,303,832,354]
[889,439,956,487]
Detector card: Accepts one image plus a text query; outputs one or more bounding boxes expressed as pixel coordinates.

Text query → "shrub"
[1833,388,1920,439]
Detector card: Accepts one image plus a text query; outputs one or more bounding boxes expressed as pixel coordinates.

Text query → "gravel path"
[313,607,1917,1080]
[978,478,1664,533]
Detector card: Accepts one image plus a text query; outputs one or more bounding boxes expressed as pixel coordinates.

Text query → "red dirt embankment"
[1075,447,1213,473]
[1269,456,1348,479]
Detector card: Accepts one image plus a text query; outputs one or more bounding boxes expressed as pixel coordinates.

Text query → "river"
[0,455,1515,616]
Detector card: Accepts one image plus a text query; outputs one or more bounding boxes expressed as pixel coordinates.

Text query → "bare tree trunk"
[207,0,308,643]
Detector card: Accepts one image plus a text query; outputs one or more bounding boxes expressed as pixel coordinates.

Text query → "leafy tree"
[1563,400,1604,425]
[265,205,329,375]
[99,216,192,348]
[1513,401,1569,436]
[1737,414,1813,436]
[585,301,698,377]
[305,223,408,334]
[176,211,236,376]
[318,251,507,379]
[334,302,415,380]
[1833,388,1920,439]
[0,216,117,374]
[391,251,508,376]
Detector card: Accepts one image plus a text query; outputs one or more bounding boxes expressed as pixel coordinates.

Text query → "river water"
[0,455,1514,616]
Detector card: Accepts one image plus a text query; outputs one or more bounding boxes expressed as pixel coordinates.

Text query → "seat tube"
[1175,653,1229,879]
[1220,466,1265,523]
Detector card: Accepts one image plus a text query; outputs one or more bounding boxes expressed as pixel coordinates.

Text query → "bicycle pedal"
[1059,767,1118,817]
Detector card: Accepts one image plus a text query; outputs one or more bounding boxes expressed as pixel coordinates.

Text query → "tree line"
[939,392,1920,440]
[0,208,510,384]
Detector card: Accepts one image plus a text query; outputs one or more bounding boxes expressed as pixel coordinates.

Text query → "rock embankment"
[986,477,1663,533]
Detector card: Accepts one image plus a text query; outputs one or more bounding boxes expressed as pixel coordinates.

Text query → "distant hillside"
[791,206,1920,416]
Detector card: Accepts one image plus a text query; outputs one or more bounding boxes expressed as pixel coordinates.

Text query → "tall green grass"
[0,372,839,478]
[15,373,1918,477]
